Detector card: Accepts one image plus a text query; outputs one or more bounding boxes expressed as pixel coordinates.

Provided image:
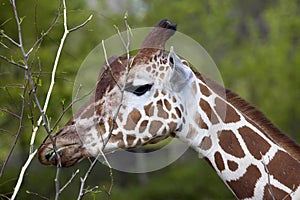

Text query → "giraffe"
[38,19,300,199]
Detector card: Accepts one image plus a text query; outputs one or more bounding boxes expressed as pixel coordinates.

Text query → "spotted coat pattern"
[38,19,300,200]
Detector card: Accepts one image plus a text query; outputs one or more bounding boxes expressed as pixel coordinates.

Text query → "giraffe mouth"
[38,142,85,167]
[43,144,77,161]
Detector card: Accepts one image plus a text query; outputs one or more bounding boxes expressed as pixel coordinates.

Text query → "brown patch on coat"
[238,126,271,159]
[266,150,300,190]
[214,151,225,172]
[199,136,212,151]
[171,113,177,119]
[199,83,211,97]
[108,118,118,130]
[168,122,177,133]
[227,160,238,171]
[110,132,123,145]
[227,164,261,199]
[172,96,177,103]
[126,134,137,146]
[153,90,159,98]
[164,99,172,111]
[124,108,141,130]
[139,120,148,133]
[214,97,240,123]
[199,99,219,124]
[263,185,291,200]
[194,71,300,161]
[218,130,245,158]
[144,102,154,117]
[149,120,163,136]
[193,112,208,129]
[157,100,169,119]
[96,122,106,137]
[175,107,182,118]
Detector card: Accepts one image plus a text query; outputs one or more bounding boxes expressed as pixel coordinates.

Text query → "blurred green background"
[0,0,300,199]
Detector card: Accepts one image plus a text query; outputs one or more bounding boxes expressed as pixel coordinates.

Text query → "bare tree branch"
[69,15,93,33]
[59,169,80,193]
[26,190,49,200]
[77,156,100,200]
[11,149,37,200]
[0,107,21,119]
[4,0,93,199]
[0,72,27,178]
[77,148,112,200]
[0,54,26,69]
[0,31,20,47]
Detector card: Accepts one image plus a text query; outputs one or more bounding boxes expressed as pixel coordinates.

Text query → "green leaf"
[19,93,24,99]
[19,16,26,24]
[38,79,42,87]
[17,59,25,66]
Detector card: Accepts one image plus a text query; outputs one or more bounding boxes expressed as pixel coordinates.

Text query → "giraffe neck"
[176,72,300,200]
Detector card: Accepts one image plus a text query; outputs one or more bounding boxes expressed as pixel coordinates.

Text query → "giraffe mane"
[194,71,300,162]
[95,56,130,101]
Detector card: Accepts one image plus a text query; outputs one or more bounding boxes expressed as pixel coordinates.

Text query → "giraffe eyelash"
[124,82,153,96]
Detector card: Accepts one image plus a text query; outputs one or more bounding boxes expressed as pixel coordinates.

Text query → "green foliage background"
[0,0,299,199]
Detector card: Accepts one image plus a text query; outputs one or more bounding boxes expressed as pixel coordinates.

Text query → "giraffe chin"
[38,143,86,167]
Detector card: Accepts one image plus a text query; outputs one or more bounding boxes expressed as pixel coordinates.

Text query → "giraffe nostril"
[45,150,55,161]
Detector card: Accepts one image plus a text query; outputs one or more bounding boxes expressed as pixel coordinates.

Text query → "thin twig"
[27,9,60,58]
[0,193,11,200]
[101,40,110,70]
[0,31,20,47]
[7,0,93,198]
[26,190,49,200]
[101,40,121,90]
[69,15,93,33]
[99,147,114,199]
[10,0,26,63]
[77,155,101,200]
[0,54,26,69]
[0,107,21,119]
[59,169,80,193]
[54,165,61,200]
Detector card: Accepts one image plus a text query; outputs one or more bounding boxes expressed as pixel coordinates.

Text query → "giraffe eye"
[125,83,153,96]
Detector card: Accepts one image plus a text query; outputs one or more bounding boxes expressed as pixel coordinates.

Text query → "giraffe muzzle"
[38,141,86,167]
[38,128,87,167]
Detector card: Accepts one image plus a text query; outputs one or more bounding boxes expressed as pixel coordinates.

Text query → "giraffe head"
[38,19,192,167]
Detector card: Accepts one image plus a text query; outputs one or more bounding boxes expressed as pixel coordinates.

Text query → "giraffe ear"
[168,47,191,92]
